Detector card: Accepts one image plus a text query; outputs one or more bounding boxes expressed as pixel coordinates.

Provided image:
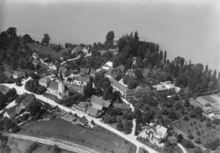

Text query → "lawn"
[19,119,136,153]
[172,117,220,146]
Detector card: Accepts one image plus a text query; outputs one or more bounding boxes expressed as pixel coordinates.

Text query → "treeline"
[0,88,17,110]
[25,79,47,95]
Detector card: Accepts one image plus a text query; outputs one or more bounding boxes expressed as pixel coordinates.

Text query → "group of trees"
[25,79,47,95]
[60,92,85,107]
[0,88,17,110]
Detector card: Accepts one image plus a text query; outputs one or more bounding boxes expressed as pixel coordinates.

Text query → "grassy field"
[172,117,220,145]
[19,119,136,153]
[7,137,72,153]
[27,43,67,59]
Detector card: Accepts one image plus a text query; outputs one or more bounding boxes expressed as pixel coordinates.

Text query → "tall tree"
[105,31,115,48]
[41,33,50,46]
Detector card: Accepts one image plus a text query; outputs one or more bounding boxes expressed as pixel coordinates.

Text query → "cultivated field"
[19,119,136,153]
[7,137,72,153]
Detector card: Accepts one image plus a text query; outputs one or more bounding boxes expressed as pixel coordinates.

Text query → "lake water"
[0,0,219,71]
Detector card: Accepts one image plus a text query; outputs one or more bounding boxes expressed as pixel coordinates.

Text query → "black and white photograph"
[0,0,219,153]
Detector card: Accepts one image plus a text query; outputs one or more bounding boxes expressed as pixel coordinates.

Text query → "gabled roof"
[48,81,59,91]
[3,71,13,78]
[156,125,167,138]
[90,69,97,76]
[113,103,130,110]
[0,85,10,94]
[136,86,151,94]
[76,102,90,109]
[75,75,90,82]
[72,46,82,53]
[117,65,125,72]
[21,94,35,107]
[79,116,88,125]
[86,107,99,117]
[60,67,68,74]
[98,50,108,55]
[90,95,110,108]
[39,77,51,84]
[108,48,118,53]
[80,68,90,74]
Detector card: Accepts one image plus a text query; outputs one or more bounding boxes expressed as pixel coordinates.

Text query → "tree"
[188,133,194,139]
[127,79,138,89]
[184,98,190,107]
[174,101,182,110]
[105,31,114,48]
[6,27,17,37]
[83,81,93,98]
[15,78,22,86]
[116,119,124,131]
[195,138,201,144]
[41,33,50,46]
[194,147,203,153]
[23,34,32,44]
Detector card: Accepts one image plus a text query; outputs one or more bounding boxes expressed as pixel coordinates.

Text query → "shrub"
[188,133,194,139]
[196,131,201,135]
[206,122,211,127]
[184,116,189,121]
[195,138,201,144]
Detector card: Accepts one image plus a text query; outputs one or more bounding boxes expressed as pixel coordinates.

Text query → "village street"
[2,79,159,153]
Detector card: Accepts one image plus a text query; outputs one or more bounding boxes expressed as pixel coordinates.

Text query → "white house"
[102,61,113,71]
[39,77,51,87]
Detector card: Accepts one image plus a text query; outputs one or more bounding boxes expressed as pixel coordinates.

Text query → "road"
[2,80,159,153]
[60,54,81,65]
[3,133,98,153]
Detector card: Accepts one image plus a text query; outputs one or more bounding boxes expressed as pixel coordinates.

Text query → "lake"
[0,0,219,71]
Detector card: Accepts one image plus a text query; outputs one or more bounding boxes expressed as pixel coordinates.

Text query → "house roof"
[60,67,68,74]
[72,46,82,53]
[136,86,151,94]
[21,94,35,107]
[0,85,10,93]
[113,103,130,110]
[33,59,40,65]
[125,89,137,96]
[90,69,97,76]
[39,77,51,84]
[105,61,113,67]
[189,98,203,108]
[3,71,13,78]
[75,75,90,82]
[76,102,90,109]
[90,95,110,108]
[79,116,88,125]
[80,68,90,74]
[86,107,99,117]
[117,65,125,72]
[108,48,118,53]
[109,77,127,93]
[48,81,59,91]
[37,68,48,76]
[196,97,209,106]
[156,125,167,138]
[98,50,108,55]
[6,105,18,117]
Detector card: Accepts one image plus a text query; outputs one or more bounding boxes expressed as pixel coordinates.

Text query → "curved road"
[3,80,159,153]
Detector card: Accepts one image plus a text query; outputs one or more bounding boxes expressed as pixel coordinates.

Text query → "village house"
[102,61,113,71]
[80,68,90,75]
[37,68,49,77]
[79,116,89,126]
[32,59,40,68]
[20,94,35,109]
[32,52,39,59]
[5,104,23,119]
[98,50,108,56]
[90,95,111,110]
[86,95,111,117]
[59,67,70,77]
[71,46,82,54]
[139,124,168,145]
[0,85,10,95]
[113,103,131,110]
[73,75,90,86]
[74,102,90,113]
[108,48,118,55]
[90,69,97,77]
[3,71,13,78]
[86,107,100,118]
[49,62,60,71]
[13,71,25,79]
[39,77,51,87]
